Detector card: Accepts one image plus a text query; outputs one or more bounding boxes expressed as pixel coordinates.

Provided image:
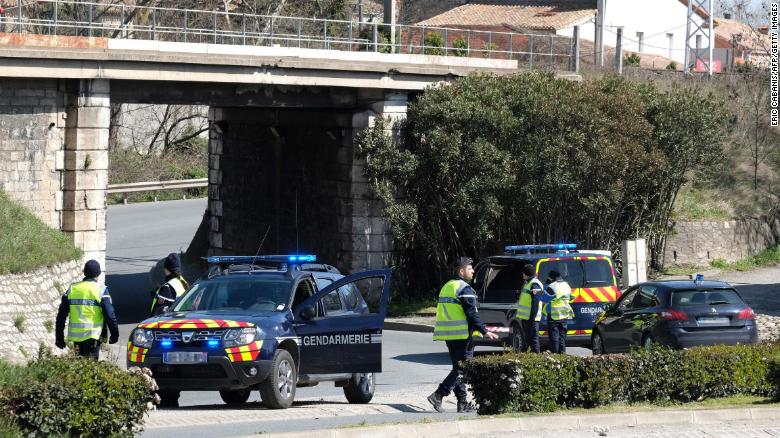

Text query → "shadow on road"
[734,283,780,316]
[107,272,154,324]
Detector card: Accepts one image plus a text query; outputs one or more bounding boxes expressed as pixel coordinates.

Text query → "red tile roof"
[417,1,597,31]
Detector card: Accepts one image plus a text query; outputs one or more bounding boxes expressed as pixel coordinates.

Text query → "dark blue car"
[126,255,392,409]
[592,279,758,354]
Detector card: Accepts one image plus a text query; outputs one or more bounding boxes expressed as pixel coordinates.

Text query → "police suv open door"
[293,269,392,375]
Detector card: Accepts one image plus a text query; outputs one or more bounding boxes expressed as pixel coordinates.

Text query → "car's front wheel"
[343,372,375,404]
[260,349,297,409]
[219,388,251,406]
[510,324,524,352]
[591,331,606,355]
[157,390,180,408]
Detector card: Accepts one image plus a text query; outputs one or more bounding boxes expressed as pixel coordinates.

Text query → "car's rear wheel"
[219,388,251,406]
[343,372,375,404]
[158,390,180,408]
[591,332,606,355]
[510,324,524,352]
[260,349,296,409]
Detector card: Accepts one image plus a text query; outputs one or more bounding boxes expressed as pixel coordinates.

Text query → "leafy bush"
[483,42,498,58]
[0,347,157,437]
[463,343,780,414]
[624,53,641,67]
[356,73,727,295]
[666,61,678,70]
[451,36,468,57]
[423,32,445,56]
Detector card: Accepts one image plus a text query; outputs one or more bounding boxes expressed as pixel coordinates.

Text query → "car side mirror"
[299,305,316,321]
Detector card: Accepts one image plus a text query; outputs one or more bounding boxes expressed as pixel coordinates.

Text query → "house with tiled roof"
[413,0,716,68]
[712,16,770,68]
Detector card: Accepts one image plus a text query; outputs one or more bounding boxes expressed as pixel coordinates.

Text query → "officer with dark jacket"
[428,257,498,413]
[149,253,189,316]
[55,260,119,360]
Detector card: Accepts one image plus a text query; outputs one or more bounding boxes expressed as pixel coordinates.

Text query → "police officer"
[428,257,498,413]
[542,270,574,353]
[149,253,189,316]
[55,259,119,359]
[516,263,543,353]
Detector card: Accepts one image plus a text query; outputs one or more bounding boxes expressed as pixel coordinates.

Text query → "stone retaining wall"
[0,258,83,363]
[664,217,780,267]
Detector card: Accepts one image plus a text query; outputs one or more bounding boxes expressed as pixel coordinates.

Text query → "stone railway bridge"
[0,33,562,274]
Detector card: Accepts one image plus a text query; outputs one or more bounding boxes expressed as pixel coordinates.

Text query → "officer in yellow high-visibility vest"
[541,270,575,353]
[428,257,498,414]
[55,260,119,359]
[516,263,543,353]
[149,253,189,316]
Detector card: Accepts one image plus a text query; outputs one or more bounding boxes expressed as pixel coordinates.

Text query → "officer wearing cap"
[541,270,574,353]
[428,257,498,413]
[55,259,119,359]
[149,253,189,316]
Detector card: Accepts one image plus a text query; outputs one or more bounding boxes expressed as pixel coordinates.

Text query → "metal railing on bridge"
[0,0,578,71]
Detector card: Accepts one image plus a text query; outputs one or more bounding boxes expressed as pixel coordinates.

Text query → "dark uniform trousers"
[436,338,474,401]
[74,339,101,360]
[548,320,567,354]
[520,319,540,353]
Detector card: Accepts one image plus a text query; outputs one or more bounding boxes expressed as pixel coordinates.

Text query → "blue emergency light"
[505,244,577,254]
[207,339,220,348]
[160,339,173,349]
[694,273,704,284]
[205,254,317,264]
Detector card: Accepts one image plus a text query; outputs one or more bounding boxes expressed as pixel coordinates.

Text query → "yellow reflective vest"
[516,278,543,321]
[433,279,471,341]
[150,277,186,313]
[67,281,106,342]
[543,280,575,321]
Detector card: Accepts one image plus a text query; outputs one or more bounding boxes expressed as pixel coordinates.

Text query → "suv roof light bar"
[205,255,317,265]
[504,244,577,255]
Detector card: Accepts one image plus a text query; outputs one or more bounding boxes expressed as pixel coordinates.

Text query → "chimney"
[724,12,732,19]
[758,25,769,35]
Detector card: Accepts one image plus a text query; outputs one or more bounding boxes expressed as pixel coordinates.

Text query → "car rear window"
[583,259,615,287]
[484,264,525,303]
[671,289,744,307]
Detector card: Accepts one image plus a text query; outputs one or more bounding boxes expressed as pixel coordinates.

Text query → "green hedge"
[464,343,780,415]
[0,347,157,437]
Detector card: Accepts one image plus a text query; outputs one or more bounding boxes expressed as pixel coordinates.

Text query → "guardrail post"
[296,17,301,48]
[152,8,157,40]
[348,21,353,51]
[184,10,188,43]
[529,36,534,69]
[242,14,246,45]
[372,22,378,52]
[509,33,513,60]
[17,0,22,34]
[467,30,471,57]
[53,0,58,36]
[213,11,217,44]
[269,16,274,45]
[120,3,125,37]
[488,32,493,58]
[323,20,328,49]
[571,26,580,73]
[89,3,93,37]
[444,28,448,56]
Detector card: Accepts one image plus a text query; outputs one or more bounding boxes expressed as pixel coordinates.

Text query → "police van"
[126,255,392,409]
[472,244,620,350]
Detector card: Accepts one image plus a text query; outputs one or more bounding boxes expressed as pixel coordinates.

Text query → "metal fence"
[0,0,577,71]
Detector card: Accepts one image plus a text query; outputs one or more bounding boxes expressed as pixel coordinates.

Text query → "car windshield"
[172,277,292,312]
[583,259,614,287]
[671,289,744,307]
[537,259,584,288]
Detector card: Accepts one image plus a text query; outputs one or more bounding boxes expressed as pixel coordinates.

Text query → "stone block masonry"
[0,78,66,229]
[0,258,84,363]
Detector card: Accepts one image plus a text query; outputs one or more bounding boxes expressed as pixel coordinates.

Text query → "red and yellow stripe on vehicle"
[539,329,592,336]
[127,342,148,363]
[571,286,620,303]
[137,319,255,329]
[225,341,264,362]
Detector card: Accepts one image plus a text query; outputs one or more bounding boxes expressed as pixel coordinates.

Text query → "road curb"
[256,406,780,438]
[384,321,433,333]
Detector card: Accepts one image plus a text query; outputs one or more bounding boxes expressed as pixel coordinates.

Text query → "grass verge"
[0,191,82,275]
[386,298,437,317]
[710,245,780,272]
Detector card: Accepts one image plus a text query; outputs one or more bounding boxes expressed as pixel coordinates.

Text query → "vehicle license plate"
[696,316,729,325]
[164,352,207,364]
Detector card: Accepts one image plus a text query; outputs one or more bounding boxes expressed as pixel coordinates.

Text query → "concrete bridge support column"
[344,92,407,272]
[62,79,110,269]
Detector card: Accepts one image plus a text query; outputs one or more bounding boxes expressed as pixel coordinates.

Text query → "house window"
[636,32,644,53]
[667,33,674,58]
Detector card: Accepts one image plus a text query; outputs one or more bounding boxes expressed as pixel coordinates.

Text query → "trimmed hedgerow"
[0,347,157,437]
[464,343,780,415]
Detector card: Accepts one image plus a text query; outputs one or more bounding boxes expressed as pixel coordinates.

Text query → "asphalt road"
[106,199,590,436]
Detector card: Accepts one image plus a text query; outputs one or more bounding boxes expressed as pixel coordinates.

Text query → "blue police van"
[126,255,392,409]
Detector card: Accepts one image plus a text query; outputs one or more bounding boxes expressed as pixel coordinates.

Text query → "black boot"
[457,400,477,413]
[427,392,444,413]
